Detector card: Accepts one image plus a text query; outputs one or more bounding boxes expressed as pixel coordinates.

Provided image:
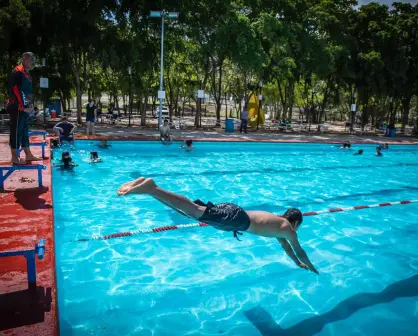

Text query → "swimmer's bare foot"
[117,177,146,196]
[121,178,156,196]
[25,154,43,161]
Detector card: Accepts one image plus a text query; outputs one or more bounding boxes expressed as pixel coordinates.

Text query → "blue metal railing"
[0,164,46,189]
[0,239,46,290]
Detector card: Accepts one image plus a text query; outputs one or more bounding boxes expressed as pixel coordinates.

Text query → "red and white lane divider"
[75,199,418,242]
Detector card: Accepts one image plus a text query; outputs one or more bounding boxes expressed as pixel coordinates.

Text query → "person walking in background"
[240,105,249,134]
[86,99,97,138]
[7,52,42,164]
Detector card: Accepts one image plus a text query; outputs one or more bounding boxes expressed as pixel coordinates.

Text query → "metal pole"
[128,74,132,127]
[158,15,165,129]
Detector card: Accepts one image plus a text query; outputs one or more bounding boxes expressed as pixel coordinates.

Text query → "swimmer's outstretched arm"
[277,238,308,270]
[283,231,319,274]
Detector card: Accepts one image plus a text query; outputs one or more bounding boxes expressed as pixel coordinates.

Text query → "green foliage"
[1,0,417,128]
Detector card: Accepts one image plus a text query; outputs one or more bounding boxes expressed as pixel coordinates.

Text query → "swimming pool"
[53,141,418,336]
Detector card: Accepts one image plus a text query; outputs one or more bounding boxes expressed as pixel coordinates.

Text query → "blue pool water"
[53,141,418,336]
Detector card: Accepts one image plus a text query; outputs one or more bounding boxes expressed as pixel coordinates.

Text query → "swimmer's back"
[246,211,290,238]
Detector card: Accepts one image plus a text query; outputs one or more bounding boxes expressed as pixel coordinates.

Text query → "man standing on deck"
[7,52,42,164]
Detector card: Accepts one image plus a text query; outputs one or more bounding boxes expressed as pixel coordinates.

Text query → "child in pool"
[181,140,194,151]
[54,151,78,169]
[90,151,102,163]
[98,140,111,149]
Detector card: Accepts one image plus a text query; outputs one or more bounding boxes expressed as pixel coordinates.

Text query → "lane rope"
[75,199,418,242]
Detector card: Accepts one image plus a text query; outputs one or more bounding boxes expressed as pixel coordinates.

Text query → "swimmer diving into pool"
[118,177,319,274]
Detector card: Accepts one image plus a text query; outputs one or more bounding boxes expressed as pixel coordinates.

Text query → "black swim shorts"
[195,200,250,240]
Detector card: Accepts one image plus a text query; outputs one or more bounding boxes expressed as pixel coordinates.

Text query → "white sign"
[258,94,263,101]
[40,77,49,88]
[351,104,356,112]
[158,90,166,99]
[198,90,205,99]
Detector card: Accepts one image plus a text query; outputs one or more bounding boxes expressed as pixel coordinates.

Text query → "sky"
[358,0,417,5]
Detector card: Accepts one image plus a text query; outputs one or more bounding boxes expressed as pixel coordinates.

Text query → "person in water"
[354,149,363,156]
[55,151,77,169]
[382,143,389,149]
[181,139,194,151]
[341,141,351,149]
[117,177,319,274]
[90,151,102,163]
[376,147,383,156]
[98,140,111,148]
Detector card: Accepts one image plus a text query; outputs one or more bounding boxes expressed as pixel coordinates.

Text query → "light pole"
[128,66,132,127]
[196,74,203,128]
[350,90,357,134]
[309,88,315,133]
[150,10,179,129]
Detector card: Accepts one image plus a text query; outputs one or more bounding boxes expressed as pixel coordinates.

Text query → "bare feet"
[118,177,156,196]
[12,158,26,165]
[117,177,145,195]
[25,155,43,162]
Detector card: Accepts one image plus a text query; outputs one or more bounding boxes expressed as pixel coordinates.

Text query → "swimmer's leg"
[118,178,205,219]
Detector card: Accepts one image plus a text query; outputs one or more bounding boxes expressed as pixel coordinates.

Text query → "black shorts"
[8,105,29,149]
[195,200,250,240]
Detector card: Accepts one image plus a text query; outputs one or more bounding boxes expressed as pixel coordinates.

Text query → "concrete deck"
[0,135,57,336]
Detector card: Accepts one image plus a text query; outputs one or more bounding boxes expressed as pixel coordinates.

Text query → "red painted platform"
[0,136,57,336]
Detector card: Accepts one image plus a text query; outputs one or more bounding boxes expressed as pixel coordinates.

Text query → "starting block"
[0,239,46,290]
[17,131,48,158]
[0,164,46,189]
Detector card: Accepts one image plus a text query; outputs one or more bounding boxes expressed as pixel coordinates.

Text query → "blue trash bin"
[225,119,235,133]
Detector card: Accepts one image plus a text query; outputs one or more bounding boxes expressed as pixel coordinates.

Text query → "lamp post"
[196,74,203,128]
[128,66,132,127]
[350,91,357,134]
[257,80,263,131]
[309,88,316,133]
[150,10,179,129]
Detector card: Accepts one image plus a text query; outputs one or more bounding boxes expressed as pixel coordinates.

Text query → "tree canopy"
[1,0,417,128]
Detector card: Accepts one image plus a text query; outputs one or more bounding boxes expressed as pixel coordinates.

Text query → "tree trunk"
[76,77,82,124]
[140,92,147,127]
[401,97,411,131]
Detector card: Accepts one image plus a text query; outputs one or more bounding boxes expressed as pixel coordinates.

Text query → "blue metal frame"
[17,131,48,158]
[0,239,46,290]
[29,131,47,141]
[18,142,47,158]
[0,165,46,189]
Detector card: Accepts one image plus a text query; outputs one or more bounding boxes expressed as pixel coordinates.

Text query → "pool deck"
[0,135,57,336]
[0,128,416,336]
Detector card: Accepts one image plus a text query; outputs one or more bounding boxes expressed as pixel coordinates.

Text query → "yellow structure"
[247,91,265,127]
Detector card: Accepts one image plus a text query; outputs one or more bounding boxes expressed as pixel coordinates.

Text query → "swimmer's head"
[185,140,193,147]
[51,139,59,148]
[62,151,70,160]
[90,151,99,160]
[358,149,363,154]
[283,208,303,230]
[376,146,382,152]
